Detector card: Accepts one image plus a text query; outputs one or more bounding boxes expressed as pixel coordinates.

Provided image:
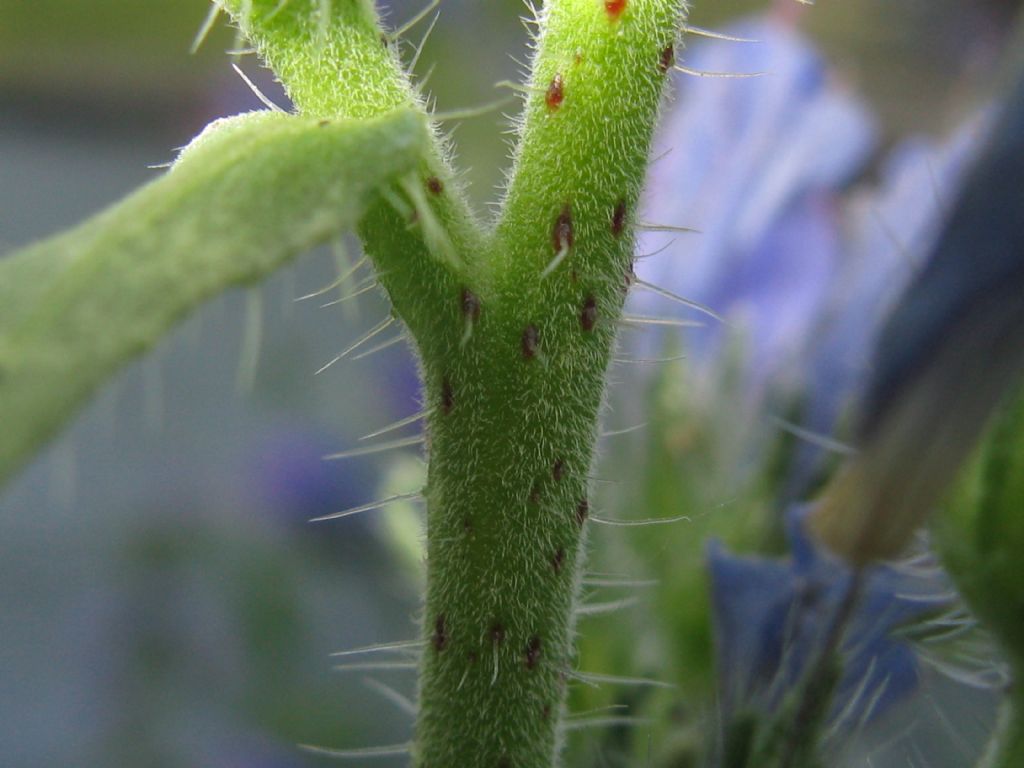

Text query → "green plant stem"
[217,0,406,120]
[413,2,686,765]
[217,0,488,342]
[770,573,862,768]
[0,109,424,485]
[213,2,687,764]
[3,0,691,761]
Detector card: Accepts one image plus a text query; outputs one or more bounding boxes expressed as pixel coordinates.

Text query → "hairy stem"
[218,0,489,343]
[0,109,424,485]
[220,2,687,764]
[415,2,686,765]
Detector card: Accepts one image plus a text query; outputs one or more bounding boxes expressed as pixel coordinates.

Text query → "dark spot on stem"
[498,758,511,768]
[552,458,566,482]
[461,288,481,322]
[605,0,627,19]
[433,614,448,652]
[581,295,598,332]
[318,119,331,127]
[463,516,473,534]
[575,498,589,527]
[522,325,540,360]
[545,73,564,111]
[525,636,542,669]
[659,43,675,74]
[552,547,566,573]
[441,377,454,415]
[552,204,574,254]
[426,176,444,195]
[542,704,552,721]
[491,622,506,646]
[612,199,627,237]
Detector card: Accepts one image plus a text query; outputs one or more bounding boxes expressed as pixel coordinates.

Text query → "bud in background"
[809,56,1024,565]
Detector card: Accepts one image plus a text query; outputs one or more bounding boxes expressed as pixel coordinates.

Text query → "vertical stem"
[415,2,686,766]
[773,572,863,768]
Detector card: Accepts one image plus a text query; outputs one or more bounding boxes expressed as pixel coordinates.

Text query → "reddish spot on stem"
[542,704,552,721]
[581,295,598,332]
[426,176,444,195]
[525,636,542,669]
[612,199,627,237]
[546,73,564,111]
[553,204,574,253]
[552,547,566,573]
[605,0,627,19]
[491,622,506,646]
[441,377,454,415]
[553,458,566,482]
[433,614,448,652]
[575,498,590,527]
[659,43,675,74]
[622,262,636,295]
[522,325,540,360]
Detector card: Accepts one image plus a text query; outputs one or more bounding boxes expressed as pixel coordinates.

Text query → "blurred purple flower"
[632,10,992,509]
[243,428,374,527]
[708,505,950,738]
[635,12,876,398]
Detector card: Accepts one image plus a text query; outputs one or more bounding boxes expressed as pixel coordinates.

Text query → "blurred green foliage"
[0,1,223,96]
[939,387,1024,672]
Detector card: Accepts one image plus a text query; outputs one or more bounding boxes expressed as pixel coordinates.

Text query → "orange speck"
[659,43,675,74]
[605,0,627,19]
[611,199,627,237]
[552,204,574,253]
[545,73,564,111]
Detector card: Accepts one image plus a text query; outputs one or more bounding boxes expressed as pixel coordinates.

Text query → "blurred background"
[1,1,1021,766]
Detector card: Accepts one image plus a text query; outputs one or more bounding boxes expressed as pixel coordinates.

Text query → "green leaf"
[0,106,427,487]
